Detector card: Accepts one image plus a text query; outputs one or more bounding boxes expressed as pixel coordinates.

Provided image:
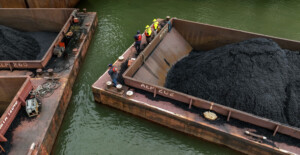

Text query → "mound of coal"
[0,25,40,60]
[165,38,300,128]
[25,31,58,60]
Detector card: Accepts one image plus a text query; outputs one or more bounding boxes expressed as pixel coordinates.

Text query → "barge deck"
[92,18,300,155]
[0,8,97,154]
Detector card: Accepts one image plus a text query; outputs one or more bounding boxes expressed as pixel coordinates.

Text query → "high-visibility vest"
[153,21,159,30]
[135,34,142,41]
[144,28,152,37]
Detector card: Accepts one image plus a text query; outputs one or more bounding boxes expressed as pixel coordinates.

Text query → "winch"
[25,98,41,117]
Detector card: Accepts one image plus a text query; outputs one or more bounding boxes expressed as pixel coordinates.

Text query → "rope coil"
[30,78,61,99]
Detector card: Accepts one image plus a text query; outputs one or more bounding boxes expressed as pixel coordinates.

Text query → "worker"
[144,25,152,45]
[166,16,172,32]
[108,64,118,87]
[134,30,142,55]
[152,19,159,36]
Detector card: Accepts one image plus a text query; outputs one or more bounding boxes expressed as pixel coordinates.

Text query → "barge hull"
[0,0,80,8]
[123,18,300,140]
[0,8,74,69]
[0,11,98,154]
[38,13,98,154]
[92,87,291,155]
[92,18,299,154]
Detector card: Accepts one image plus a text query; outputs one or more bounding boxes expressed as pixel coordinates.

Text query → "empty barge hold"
[0,8,97,154]
[92,18,300,155]
[0,76,32,142]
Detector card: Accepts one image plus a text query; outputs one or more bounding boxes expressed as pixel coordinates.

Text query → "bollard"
[116,84,123,92]
[118,56,124,61]
[106,81,113,89]
[126,90,134,97]
[36,69,43,75]
[47,68,53,76]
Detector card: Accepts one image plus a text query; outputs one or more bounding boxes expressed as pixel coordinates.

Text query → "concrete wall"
[0,8,74,32]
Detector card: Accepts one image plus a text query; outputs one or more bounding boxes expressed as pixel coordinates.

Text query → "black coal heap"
[165,38,300,128]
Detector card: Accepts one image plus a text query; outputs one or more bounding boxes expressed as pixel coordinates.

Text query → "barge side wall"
[0,8,74,69]
[173,18,300,51]
[0,77,26,104]
[0,0,79,8]
[0,8,74,32]
[92,88,288,155]
[122,18,300,140]
[38,13,98,155]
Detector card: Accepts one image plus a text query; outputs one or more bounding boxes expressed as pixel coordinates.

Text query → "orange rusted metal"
[92,17,300,155]
[0,0,80,8]
[122,18,300,140]
[0,9,97,154]
[0,76,32,142]
[0,8,75,69]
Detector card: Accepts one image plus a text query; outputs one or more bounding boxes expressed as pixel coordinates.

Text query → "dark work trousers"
[134,41,141,55]
[146,36,151,44]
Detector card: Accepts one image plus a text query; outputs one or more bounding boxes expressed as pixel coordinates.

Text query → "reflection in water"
[52,0,300,154]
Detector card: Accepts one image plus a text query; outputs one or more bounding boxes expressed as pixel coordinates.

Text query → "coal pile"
[25,31,58,60]
[0,107,31,155]
[0,25,40,60]
[165,38,300,128]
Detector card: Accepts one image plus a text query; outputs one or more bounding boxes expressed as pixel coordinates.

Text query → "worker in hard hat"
[144,25,152,45]
[134,30,142,55]
[108,64,118,87]
[152,19,159,36]
[166,16,172,32]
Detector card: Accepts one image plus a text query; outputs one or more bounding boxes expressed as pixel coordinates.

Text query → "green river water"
[52,0,300,154]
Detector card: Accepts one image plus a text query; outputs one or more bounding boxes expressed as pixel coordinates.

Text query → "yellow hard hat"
[153,19,157,22]
[145,25,149,28]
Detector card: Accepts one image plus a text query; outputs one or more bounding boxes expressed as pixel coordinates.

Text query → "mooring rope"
[30,78,61,99]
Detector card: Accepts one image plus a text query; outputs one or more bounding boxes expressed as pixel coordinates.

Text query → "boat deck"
[0,12,97,155]
[92,24,300,154]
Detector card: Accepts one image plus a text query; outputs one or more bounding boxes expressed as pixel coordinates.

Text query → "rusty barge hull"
[0,8,97,154]
[92,18,300,154]
[0,0,80,8]
[0,8,75,69]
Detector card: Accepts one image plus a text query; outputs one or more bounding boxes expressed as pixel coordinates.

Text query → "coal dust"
[0,25,57,60]
[165,38,300,128]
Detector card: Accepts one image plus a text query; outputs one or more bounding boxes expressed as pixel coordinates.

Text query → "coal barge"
[0,8,97,154]
[92,18,300,155]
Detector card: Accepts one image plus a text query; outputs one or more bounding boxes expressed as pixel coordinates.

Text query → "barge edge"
[92,86,295,155]
[38,13,98,155]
